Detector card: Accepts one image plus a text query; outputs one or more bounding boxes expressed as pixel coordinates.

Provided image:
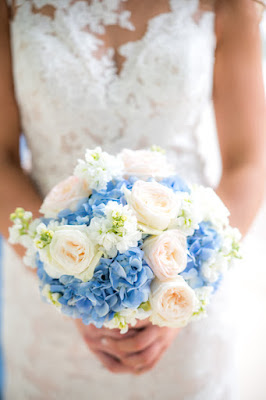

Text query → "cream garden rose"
[119,149,175,179]
[125,180,181,232]
[40,176,90,218]
[149,277,196,328]
[39,225,101,281]
[142,230,187,281]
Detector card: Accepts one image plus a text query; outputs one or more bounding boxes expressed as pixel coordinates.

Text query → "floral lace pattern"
[10,0,221,197]
[3,1,237,399]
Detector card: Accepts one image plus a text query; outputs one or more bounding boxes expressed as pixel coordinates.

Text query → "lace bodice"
[10,0,221,196]
[3,3,243,400]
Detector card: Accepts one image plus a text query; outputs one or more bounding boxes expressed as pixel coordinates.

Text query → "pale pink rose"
[120,149,175,179]
[39,226,100,281]
[125,181,180,231]
[40,176,90,218]
[142,230,187,281]
[150,277,196,328]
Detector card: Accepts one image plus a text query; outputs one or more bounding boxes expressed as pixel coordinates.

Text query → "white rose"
[149,277,196,328]
[119,149,175,179]
[142,230,187,281]
[39,226,101,281]
[40,176,90,218]
[125,181,180,232]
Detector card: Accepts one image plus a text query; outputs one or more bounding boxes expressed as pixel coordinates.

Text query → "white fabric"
[3,1,236,399]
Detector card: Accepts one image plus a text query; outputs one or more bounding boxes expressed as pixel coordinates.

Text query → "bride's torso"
[3,3,240,400]
[9,0,221,196]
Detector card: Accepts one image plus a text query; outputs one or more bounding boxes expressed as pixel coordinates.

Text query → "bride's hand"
[75,319,180,375]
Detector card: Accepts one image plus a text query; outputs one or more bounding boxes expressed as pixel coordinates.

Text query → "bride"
[0,0,265,399]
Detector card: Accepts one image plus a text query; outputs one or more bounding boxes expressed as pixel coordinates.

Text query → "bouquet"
[9,147,241,333]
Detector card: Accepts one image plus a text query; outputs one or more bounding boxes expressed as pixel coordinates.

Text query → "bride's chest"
[10,0,216,110]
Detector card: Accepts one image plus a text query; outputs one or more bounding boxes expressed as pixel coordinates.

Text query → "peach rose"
[120,149,175,179]
[142,230,187,281]
[40,226,101,282]
[40,176,90,218]
[149,277,196,328]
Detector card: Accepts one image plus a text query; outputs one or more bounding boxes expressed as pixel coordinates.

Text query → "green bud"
[91,152,100,161]
[150,145,166,154]
[139,301,151,312]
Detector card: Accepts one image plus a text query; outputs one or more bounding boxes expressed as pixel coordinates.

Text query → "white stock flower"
[119,149,175,179]
[74,147,123,191]
[8,210,41,269]
[142,230,187,281]
[220,226,242,264]
[191,185,230,229]
[104,306,152,334]
[38,225,101,282]
[149,277,196,328]
[170,191,201,235]
[192,286,213,320]
[200,225,242,284]
[124,180,181,233]
[88,201,141,258]
[41,284,62,310]
[40,176,90,218]
[8,208,33,245]
[23,245,38,269]
[201,253,228,283]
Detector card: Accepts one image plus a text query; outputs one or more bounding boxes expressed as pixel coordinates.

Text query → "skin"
[0,0,265,375]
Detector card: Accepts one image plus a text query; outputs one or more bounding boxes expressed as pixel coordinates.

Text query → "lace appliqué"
[10,0,220,195]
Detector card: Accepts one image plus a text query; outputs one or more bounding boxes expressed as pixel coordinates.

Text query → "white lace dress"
[3,1,237,399]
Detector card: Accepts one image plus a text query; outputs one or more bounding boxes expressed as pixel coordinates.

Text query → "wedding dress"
[3,1,238,399]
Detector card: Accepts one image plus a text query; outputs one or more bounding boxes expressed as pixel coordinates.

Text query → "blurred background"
[0,13,266,400]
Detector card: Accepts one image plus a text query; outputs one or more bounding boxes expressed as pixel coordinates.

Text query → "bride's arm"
[214,0,266,235]
[0,1,42,252]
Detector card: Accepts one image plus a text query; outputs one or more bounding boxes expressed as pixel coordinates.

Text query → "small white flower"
[192,286,213,320]
[88,201,141,258]
[8,210,41,269]
[41,284,62,310]
[8,223,23,245]
[74,147,123,191]
[170,191,201,235]
[8,208,33,245]
[104,305,151,334]
[191,185,230,229]
[220,226,242,265]
[23,245,38,269]
[201,253,228,283]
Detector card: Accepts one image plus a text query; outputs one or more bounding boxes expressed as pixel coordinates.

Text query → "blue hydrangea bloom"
[181,222,222,291]
[57,199,92,225]
[160,175,190,193]
[37,247,154,327]
[55,177,138,225]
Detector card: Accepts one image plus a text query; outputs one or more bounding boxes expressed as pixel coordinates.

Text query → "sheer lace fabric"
[3,1,236,399]
[10,0,221,196]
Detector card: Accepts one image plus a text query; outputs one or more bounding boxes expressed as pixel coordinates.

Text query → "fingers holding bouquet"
[76,318,180,374]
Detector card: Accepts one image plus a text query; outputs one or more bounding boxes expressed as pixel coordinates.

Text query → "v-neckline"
[104,2,174,79]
